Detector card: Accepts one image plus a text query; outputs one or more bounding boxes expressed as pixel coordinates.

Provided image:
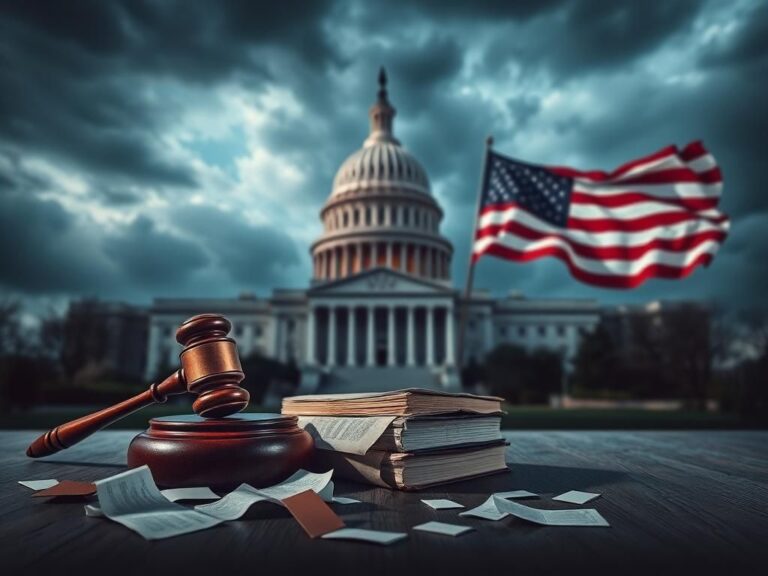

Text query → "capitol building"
[145,71,600,393]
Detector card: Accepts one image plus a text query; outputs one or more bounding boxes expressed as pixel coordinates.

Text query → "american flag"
[472,142,729,288]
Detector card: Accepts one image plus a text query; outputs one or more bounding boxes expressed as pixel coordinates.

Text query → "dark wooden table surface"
[1,430,767,575]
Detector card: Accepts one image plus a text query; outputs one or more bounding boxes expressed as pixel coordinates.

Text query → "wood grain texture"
[1,430,767,575]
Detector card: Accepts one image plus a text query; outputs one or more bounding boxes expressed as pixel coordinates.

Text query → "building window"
[163,325,173,338]
[343,212,349,227]
[499,326,507,337]
[353,209,360,226]
[235,325,244,337]
[518,326,526,337]
[254,325,262,338]
[538,326,546,337]
[287,319,295,333]
[365,207,371,225]
[557,326,566,337]
[469,320,476,331]
[403,207,410,226]
[378,206,385,225]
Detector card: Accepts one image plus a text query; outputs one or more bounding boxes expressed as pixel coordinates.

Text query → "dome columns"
[312,239,451,283]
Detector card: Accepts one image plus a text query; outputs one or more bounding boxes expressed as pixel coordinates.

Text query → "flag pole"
[457,135,494,374]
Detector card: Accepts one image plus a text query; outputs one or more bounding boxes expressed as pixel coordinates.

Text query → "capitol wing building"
[146,72,600,393]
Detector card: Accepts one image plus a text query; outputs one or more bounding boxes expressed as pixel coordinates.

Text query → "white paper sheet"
[421,498,464,510]
[161,487,220,502]
[84,504,104,517]
[459,496,507,521]
[19,479,59,490]
[492,496,610,527]
[322,528,408,545]
[413,521,474,536]
[256,469,335,503]
[95,466,224,540]
[495,490,538,500]
[297,416,396,455]
[194,484,267,521]
[332,496,361,505]
[194,469,335,521]
[552,490,601,504]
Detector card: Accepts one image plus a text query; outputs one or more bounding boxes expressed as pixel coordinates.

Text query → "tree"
[571,323,619,394]
[484,344,562,404]
[239,353,300,404]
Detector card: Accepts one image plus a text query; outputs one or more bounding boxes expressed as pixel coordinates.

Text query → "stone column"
[426,306,435,366]
[400,243,407,272]
[445,306,455,366]
[347,307,355,366]
[366,306,375,366]
[414,246,421,277]
[306,306,316,365]
[387,306,396,366]
[328,306,337,367]
[330,249,337,280]
[406,306,415,366]
[386,242,393,268]
[342,245,349,277]
[371,242,378,269]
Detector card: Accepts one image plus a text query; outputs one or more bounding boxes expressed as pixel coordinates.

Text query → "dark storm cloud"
[701,3,768,68]
[0,0,338,187]
[0,0,766,311]
[103,216,209,288]
[172,206,301,288]
[481,0,702,77]
[0,187,107,294]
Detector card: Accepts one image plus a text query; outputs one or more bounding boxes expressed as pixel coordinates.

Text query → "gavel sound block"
[27,313,314,489]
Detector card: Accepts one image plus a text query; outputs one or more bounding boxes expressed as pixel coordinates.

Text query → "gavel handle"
[26,370,187,458]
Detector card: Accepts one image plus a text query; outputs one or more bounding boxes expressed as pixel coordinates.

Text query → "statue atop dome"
[366,66,399,147]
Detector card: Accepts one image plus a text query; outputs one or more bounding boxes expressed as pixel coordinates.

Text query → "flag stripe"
[549,145,678,182]
[474,243,716,289]
[479,201,728,231]
[475,218,727,260]
[570,191,720,211]
[477,205,729,247]
[473,233,722,276]
[572,181,723,199]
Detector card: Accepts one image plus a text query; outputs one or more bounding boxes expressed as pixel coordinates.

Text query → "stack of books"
[281,389,507,490]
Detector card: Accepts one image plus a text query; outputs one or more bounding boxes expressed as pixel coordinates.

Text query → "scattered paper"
[195,469,335,521]
[194,484,268,521]
[282,490,345,538]
[84,504,104,517]
[332,496,361,505]
[421,498,464,510]
[322,528,408,545]
[161,487,220,502]
[492,496,609,527]
[552,490,601,505]
[298,415,396,455]
[257,469,335,503]
[33,480,96,498]
[19,479,59,491]
[495,490,538,500]
[413,521,474,537]
[459,496,507,521]
[95,466,223,540]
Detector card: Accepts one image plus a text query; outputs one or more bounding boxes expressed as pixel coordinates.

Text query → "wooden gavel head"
[176,314,250,418]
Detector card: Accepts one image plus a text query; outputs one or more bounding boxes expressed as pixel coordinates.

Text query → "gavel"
[26,313,250,458]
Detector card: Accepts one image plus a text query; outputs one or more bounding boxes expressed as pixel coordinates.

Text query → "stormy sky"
[1,0,767,314]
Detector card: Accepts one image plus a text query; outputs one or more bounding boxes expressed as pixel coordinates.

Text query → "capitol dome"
[311,68,453,284]
[332,141,430,197]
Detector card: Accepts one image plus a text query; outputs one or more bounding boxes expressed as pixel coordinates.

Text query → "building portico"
[306,269,456,370]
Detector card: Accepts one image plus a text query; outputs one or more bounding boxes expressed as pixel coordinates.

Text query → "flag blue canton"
[482,152,574,227]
